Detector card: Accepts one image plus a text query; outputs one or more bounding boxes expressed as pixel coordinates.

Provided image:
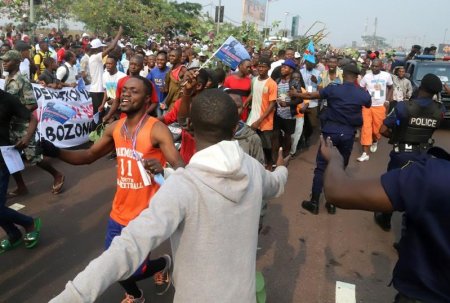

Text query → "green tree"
[0,0,71,27]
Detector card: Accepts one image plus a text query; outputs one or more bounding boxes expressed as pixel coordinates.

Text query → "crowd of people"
[0,20,449,303]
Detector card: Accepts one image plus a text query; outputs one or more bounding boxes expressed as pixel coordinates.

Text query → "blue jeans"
[311,132,354,195]
[104,217,149,276]
[0,165,33,241]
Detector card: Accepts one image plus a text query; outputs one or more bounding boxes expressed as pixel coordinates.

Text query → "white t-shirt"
[56,62,78,84]
[103,70,127,99]
[19,58,30,80]
[360,71,393,106]
[89,52,105,93]
[246,78,268,126]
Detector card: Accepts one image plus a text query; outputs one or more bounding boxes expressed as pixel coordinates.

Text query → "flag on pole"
[303,40,316,64]
[214,36,251,69]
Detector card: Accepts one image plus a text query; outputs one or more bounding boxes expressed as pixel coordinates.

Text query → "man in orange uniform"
[41,76,185,303]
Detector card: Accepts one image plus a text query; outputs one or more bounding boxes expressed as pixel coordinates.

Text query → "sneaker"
[121,290,145,303]
[154,254,172,295]
[370,141,378,153]
[357,152,370,162]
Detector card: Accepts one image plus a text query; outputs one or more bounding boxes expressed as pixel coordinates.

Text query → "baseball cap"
[14,40,31,52]
[89,38,106,49]
[282,59,297,70]
[294,51,301,59]
[342,63,360,75]
[82,33,89,38]
[1,50,22,61]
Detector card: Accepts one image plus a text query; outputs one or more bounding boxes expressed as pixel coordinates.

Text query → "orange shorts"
[361,106,386,146]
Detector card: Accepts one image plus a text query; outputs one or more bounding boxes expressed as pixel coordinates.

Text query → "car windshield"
[416,65,450,83]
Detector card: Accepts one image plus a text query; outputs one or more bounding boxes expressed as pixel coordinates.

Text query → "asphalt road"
[1,122,450,303]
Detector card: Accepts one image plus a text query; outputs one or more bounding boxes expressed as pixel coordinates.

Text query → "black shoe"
[302,200,319,215]
[325,202,336,214]
[374,212,391,231]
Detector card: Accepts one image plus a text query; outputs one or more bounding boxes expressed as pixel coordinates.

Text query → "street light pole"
[30,0,35,23]
[284,12,289,38]
[216,0,222,36]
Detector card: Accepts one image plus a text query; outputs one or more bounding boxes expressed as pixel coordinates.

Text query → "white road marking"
[336,281,356,303]
[9,203,25,211]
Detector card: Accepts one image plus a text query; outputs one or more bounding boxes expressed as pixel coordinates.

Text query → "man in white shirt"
[14,40,31,80]
[99,56,126,116]
[358,58,393,162]
[56,51,78,87]
[89,26,123,115]
[300,58,321,146]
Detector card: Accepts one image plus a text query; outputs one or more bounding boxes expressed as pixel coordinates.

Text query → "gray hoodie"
[234,121,265,164]
[50,140,288,303]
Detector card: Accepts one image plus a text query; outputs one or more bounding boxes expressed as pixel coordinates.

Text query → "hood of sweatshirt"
[187,140,249,203]
[234,121,255,140]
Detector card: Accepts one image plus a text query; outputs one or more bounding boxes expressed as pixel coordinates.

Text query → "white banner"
[0,79,93,148]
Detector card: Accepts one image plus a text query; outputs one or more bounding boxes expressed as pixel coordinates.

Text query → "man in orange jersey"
[41,76,185,303]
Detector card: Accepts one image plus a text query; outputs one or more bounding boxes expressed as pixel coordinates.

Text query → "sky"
[174,0,450,48]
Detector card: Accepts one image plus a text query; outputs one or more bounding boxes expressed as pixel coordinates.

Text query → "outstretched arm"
[321,136,393,212]
[151,121,185,169]
[42,122,117,165]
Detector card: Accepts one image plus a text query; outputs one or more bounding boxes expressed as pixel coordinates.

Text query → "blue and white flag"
[214,36,251,70]
[303,40,316,64]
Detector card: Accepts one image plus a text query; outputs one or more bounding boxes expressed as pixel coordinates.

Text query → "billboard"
[438,44,450,55]
[242,0,266,24]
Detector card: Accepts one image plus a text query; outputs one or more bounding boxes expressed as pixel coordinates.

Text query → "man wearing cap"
[14,40,32,81]
[373,73,445,231]
[88,26,123,116]
[294,64,371,214]
[273,59,303,159]
[2,50,65,196]
[246,57,278,166]
[320,135,450,302]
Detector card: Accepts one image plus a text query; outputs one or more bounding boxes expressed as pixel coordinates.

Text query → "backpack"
[60,64,70,83]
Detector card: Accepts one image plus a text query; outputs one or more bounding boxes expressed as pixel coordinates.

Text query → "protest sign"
[0,79,94,148]
[214,36,251,69]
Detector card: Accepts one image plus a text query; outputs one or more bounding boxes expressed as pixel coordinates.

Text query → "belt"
[393,143,430,153]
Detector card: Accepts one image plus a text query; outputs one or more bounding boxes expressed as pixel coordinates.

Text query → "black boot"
[325,202,336,215]
[374,212,392,231]
[302,192,320,215]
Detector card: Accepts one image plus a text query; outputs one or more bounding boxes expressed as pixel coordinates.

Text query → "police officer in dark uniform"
[294,64,372,214]
[374,73,446,230]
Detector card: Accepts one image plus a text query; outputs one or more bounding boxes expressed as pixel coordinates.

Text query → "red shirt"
[223,74,251,121]
[162,99,196,164]
[57,47,66,64]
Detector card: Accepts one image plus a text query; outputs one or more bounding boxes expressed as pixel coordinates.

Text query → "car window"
[416,65,450,83]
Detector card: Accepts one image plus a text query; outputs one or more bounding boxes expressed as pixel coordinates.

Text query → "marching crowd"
[1,21,450,303]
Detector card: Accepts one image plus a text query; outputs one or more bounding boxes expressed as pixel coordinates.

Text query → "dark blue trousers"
[0,165,33,241]
[311,132,355,195]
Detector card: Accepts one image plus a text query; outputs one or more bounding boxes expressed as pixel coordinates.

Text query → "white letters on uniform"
[410,117,437,127]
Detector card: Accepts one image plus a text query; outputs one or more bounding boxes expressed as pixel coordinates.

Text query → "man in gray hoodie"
[50,89,288,303]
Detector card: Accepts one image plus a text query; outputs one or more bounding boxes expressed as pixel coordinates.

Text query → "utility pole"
[216,0,222,36]
[30,0,35,23]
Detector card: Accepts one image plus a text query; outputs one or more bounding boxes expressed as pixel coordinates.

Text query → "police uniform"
[302,78,371,214]
[380,153,450,302]
[374,97,445,228]
[4,62,42,164]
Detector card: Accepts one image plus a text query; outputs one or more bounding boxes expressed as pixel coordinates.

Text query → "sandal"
[24,218,42,249]
[52,175,65,195]
[0,238,23,254]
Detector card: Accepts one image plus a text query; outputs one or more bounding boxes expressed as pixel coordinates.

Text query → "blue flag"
[41,102,77,125]
[215,36,250,70]
[303,40,316,64]
[77,78,86,91]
